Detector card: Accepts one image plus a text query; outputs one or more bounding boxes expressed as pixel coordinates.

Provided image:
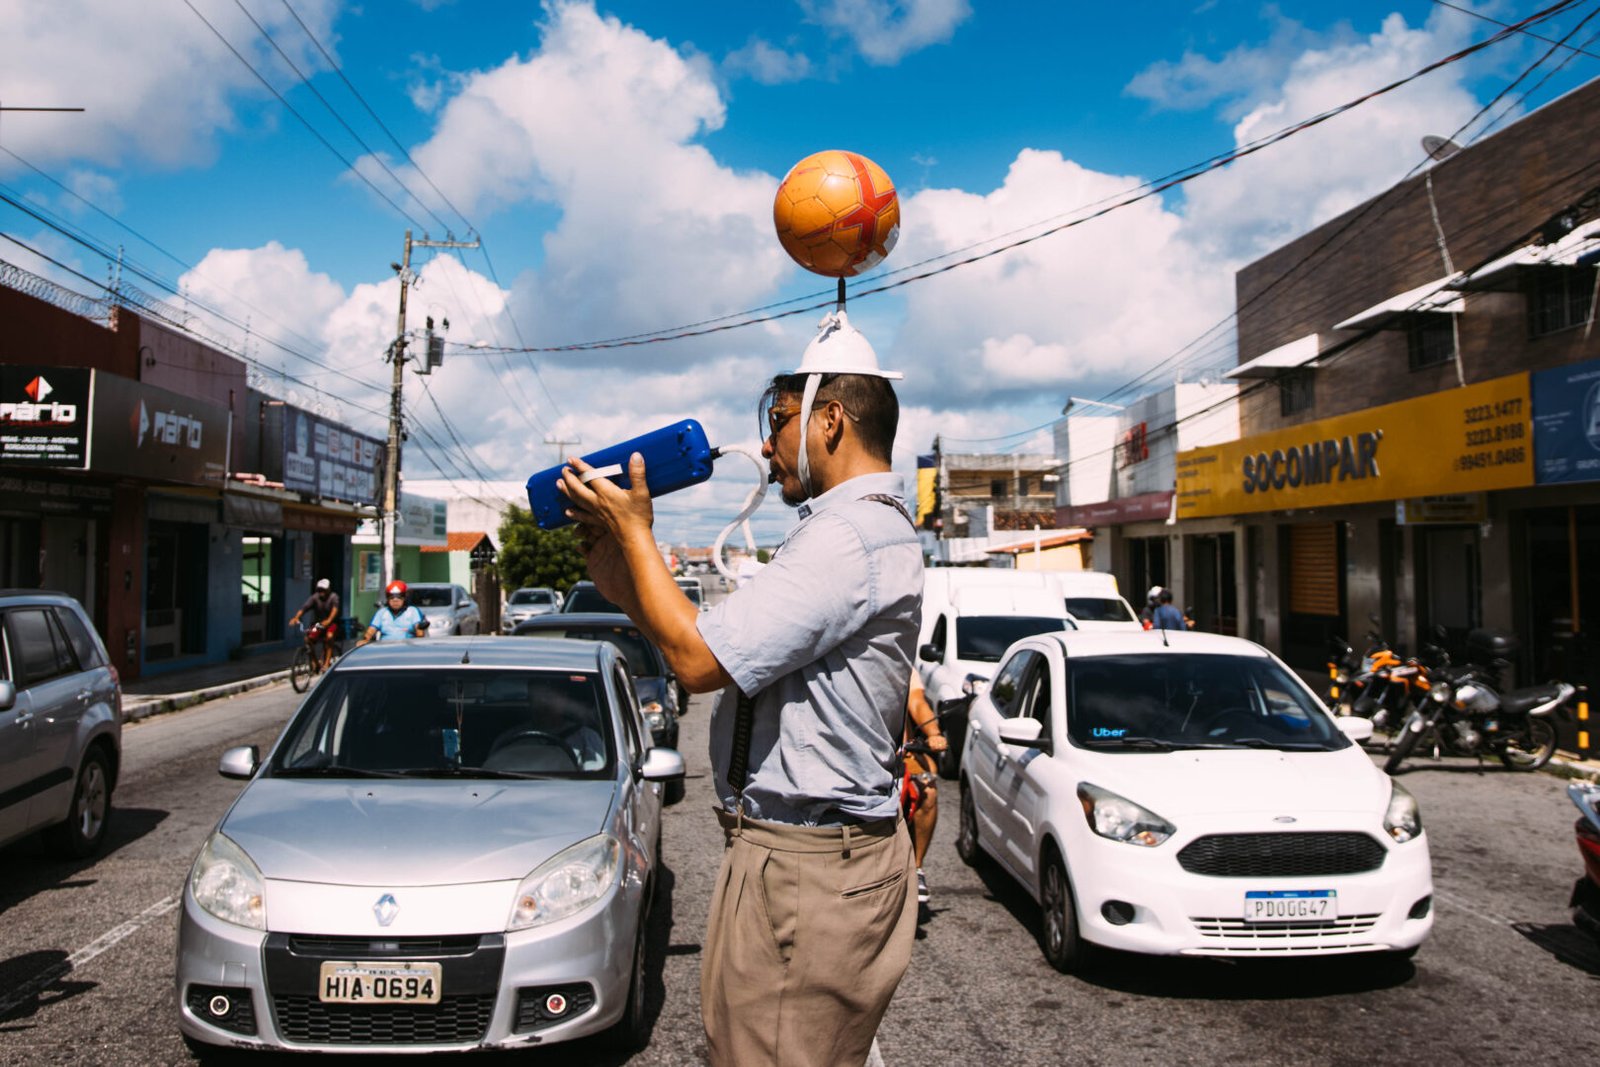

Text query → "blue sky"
[4,1,1597,543]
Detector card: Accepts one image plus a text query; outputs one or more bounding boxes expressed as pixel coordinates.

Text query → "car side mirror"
[639,747,685,782]
[1336,717,1374,742]
[918,643,940,663]
[998,717,1049,750]
[219,745,260,780]
[0,680,14,711]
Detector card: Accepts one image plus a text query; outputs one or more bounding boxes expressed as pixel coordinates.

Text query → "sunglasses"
[760,399,860,439]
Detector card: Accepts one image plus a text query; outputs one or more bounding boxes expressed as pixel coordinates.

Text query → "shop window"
[1018,476,1030,497]
[1279,370,1315,417]
[990,478,1005,498]
[241,535,282,646]
[1526,267,1596,337]
[1407,318,1456,370]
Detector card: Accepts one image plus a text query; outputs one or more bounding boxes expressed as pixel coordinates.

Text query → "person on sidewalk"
[905,672,948,905]
[1152,588,1189,632]
[289,579,341,672]
[558,312,920,1067]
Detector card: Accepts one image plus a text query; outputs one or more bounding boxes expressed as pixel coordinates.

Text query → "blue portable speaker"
[525,420,715,529]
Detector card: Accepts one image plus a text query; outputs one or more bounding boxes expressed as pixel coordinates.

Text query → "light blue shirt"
[369,604,429,640]
[698,472,923,825]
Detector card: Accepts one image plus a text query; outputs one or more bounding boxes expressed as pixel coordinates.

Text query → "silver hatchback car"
[0,590,121,857]
[176,638,683,1055]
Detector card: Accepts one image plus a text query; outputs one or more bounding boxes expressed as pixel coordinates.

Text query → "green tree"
[497,505,589,594]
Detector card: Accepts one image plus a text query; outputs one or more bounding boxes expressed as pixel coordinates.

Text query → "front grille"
[514,983,597,1033]
[1177,833,1387,877]
[287,934,483,957]
[185,985,257,1035]
[271,994,495,1045]
[1188,914,1381,953]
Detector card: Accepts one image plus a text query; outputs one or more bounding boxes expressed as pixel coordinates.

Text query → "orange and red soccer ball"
[773,150,900,278]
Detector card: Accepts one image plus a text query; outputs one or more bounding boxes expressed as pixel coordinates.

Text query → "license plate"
[1244,890,1337,922]
[318,961,442,1004]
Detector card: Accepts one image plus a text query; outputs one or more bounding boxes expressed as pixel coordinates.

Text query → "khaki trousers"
[701,809,917,1067]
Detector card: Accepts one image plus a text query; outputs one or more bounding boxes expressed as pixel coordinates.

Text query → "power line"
[1430,0,1600,60]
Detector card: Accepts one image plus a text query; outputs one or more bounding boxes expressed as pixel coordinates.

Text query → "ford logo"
[1273,815,1297,824]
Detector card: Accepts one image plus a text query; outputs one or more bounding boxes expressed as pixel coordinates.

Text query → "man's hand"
[926,732,950,754]
[559,452,655,610]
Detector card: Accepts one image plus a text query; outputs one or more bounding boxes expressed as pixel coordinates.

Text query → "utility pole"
[381,229,480,584]
[543,431,582,467]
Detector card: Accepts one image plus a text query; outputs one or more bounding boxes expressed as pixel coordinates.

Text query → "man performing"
[288,578,341,672]
[558,310,921,1067]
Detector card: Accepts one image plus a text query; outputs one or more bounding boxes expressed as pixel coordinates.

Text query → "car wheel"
[602,924,649,1053]
[1039,847,1091,974]
[44,747,113,860]
[955,777,981,866]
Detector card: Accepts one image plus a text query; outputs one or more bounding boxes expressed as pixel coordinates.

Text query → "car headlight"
[507,834,621,931]
[434,617,454,632]
[1076,783,1174,847]
[1384,781,1422,843]
[190,832,266,930]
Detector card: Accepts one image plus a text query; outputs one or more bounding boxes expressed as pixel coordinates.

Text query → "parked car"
[956,629,1431,973]
[403,582,480,636]
[176,637,683,1055]
[917,575,1076,777]
[501,587,562,633]
[674,576,706,612]
[511,613,681,755]
[1053,571,1142,632]
[0,590,122,858]
[561,581,623,615]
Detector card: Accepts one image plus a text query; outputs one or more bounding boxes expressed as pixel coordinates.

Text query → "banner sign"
[89,371,231,486]
[0,366,90,468]
[1176,372,1532,518]
[1056,490,1174,528]
[281,406,383,506]
[1532,356,1600,484]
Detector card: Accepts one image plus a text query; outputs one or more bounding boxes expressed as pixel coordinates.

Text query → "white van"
[1050,571,1142,631]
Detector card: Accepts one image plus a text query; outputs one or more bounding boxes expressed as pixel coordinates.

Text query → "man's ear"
[821,399,847,450]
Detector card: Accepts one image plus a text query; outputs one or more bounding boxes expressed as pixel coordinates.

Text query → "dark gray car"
[0,590,121,857]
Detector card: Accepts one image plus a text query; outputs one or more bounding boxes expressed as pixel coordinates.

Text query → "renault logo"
[373,893,400,927]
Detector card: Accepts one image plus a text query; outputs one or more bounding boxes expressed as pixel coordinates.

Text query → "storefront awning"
[1333,277,1463,331]
[1225,333,1326,380]
[1454,218,1600,292]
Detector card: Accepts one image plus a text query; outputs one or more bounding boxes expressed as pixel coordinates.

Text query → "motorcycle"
[1569,782,1600,945]
[1384,666,1571,774]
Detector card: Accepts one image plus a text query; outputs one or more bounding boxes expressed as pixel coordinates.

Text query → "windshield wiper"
[396,766,554,779]
[1217,737,1329,751]
[1083,736,1183,751]
[275,765,405,778]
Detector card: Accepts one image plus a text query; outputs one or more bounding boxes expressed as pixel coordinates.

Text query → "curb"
[123,669,292,723]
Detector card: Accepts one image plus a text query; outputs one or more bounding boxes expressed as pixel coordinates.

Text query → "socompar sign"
[1175,371,1532,519]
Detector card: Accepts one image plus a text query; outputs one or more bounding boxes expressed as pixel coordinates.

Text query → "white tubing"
[712,445,769,585]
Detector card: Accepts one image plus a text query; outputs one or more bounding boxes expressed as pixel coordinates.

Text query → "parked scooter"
[1569,783,1600,945]
[1384,662,1571,774]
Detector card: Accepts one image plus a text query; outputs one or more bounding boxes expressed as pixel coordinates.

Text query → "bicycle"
[290,621,344,694]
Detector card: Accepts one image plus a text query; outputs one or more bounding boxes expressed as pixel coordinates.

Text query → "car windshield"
[509,590,553,606]
[523,625,663,677]
[270,669,615,778]
[955,616,1072,662]
[1066,653,1347,752]
[565,586,623,613]
[409,587,454,607]
[680,585,702,605]
[1064,597,1137,623]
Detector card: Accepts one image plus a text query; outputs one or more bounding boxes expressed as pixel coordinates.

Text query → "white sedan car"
[956,630,1432,972]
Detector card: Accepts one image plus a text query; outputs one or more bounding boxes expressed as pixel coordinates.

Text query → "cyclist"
[359,580,431,644]
[289,578,341,673]
[902,672,949,905]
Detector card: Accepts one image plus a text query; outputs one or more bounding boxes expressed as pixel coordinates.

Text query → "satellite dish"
[1422,135,1462,162]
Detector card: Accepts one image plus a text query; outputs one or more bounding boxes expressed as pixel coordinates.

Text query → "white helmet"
[787,310,901,497]
[1147,586,1163,601]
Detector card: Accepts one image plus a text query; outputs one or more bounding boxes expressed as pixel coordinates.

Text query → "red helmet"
[385,580,408,598]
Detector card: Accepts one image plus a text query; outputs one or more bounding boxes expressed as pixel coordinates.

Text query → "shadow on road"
[0,949,97,1031]
[0,806,169,915]
[1513,920,1600,977]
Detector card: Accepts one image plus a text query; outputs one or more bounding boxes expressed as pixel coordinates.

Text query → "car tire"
[1039,847,1092,974]
[44,747,113,860]
[664,778,685,805]
[602,924,650,1053]
[955,777,982,867]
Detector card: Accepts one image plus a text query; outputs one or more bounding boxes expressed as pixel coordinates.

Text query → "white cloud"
[800,0,971,65]
[62,170,122,216]
[723,37,813,84]
[0,0,342,172]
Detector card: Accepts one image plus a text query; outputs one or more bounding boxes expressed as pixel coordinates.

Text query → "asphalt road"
[1,665,1597,1066]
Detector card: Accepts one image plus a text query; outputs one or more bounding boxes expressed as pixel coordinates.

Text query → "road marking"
[0,895,178,1020]
[1433,890,1517,928]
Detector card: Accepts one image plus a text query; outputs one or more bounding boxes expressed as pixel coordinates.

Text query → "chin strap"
[794,371,823,500]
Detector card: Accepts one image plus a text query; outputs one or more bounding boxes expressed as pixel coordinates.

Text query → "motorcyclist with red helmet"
[359,580,431,644]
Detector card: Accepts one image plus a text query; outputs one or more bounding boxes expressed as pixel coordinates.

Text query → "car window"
[4,609,77,686]
[271,669,616,777]
[1063,597,1138,623]
[929,615,948,655]
[1016,658,1054,730]
[954,616,1070,663]
[565,586,623,614]
[988,650,1036,716]
[409,587,453,607]
[1065,653,1349,752]
[54,606,103,669]
[519,625,663,676]
[613,666,644,762]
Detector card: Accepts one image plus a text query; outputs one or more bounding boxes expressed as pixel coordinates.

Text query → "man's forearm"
[617,528,730,693]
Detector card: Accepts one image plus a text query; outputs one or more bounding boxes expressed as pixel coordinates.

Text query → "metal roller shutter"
[1288,523,1340,616]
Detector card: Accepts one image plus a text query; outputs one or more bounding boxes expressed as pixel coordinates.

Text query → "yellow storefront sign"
[1176,372,1532,519]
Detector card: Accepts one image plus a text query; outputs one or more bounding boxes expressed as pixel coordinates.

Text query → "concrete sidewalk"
[121,646,299,723]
